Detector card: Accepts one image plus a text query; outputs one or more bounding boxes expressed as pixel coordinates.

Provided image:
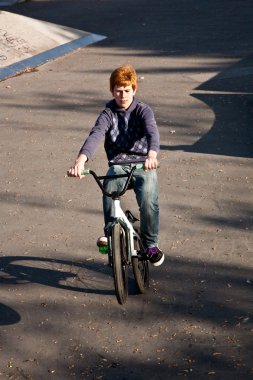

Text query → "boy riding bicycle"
[69,65,164,266]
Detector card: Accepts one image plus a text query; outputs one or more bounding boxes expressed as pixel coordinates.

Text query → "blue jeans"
[102,164,160,248]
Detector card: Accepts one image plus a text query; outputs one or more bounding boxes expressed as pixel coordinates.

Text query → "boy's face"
[112,85,136,109]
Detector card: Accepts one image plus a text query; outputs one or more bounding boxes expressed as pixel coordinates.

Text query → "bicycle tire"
[132,230,150,294]
[132,256,149,294]
[112,223,128,304]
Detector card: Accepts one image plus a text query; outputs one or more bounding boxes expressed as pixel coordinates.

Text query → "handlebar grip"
[81,169,91,175]
[135,162,160,169]
[134,163,144,170]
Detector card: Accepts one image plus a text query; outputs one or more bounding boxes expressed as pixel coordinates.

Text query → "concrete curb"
[0,11,106,81]
[0,33,106,81]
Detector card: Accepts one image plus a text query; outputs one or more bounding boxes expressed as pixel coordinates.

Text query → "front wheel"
[111,223,128,304]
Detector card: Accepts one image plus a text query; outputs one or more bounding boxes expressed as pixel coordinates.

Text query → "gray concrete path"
[0,1,252,379]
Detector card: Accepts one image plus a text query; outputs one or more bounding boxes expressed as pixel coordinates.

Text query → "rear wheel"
[132,255,149,293]
[111,223,128,304]
[132,229,149,294]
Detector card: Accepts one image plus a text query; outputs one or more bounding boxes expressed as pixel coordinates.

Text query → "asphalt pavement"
[0,1,253,379]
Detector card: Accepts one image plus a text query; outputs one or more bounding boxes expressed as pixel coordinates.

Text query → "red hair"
[110,65,137,92]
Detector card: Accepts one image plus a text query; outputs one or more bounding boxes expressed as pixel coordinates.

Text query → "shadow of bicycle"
[0,255,116,296]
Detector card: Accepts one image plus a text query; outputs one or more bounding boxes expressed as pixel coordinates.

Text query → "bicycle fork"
[113,199,138,260]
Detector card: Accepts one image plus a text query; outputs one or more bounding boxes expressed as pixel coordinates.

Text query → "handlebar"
[81,163,145,176]
[81,164,143,198]
[68,163,159,199]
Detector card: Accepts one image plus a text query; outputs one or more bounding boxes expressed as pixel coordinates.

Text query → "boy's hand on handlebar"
[68,154,87,178]
[144,150,158,170]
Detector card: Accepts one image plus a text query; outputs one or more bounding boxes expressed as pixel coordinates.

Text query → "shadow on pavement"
[1,254,253,325]
[0,255,140,297]
[6,0,253,58]
[0,303,21,325]
[167,54,253,158]
[0,255,253,378]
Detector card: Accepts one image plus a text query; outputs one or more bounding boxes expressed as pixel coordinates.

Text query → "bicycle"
[71,163,150,305]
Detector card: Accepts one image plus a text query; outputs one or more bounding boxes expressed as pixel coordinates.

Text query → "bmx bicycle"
[75,163,150,305]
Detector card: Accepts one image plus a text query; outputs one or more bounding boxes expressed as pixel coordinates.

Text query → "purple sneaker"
[146,247,164,266]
